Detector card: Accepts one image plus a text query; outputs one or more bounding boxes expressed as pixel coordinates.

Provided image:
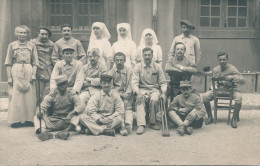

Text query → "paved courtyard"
[0,93,260,165]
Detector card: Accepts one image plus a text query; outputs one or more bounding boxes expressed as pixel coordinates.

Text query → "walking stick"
[161,98,170,137]
[37,75,44,133]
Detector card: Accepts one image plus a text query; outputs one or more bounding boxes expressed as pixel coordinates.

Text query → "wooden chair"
[211,77,237,124]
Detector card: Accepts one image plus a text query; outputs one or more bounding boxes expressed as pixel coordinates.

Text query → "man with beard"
[31,27,54,101]
[168,20,201,66]
[52,24,86,65]
[79,74,124,136]
[80,48,107,107]
[202,52,244,128]
[35,75,84,141]
[50,46,84,94]
[132,47,167,135]
[168,81,206,136]
[108,52,133,135]
[165,42,197,99]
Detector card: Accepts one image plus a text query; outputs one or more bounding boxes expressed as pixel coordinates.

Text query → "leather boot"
[231,103,241,128]
[177,124,186,136]
[204,102,213,125]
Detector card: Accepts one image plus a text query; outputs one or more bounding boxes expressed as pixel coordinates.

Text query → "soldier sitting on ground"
[168,81,206,136]
[35,75,84,141]
[79,74,125,136]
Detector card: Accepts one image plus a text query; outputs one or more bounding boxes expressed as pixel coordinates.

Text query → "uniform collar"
[116,66,127,74]
[62,59,75,66]
[101,89,112,96]
[181,33,191,39]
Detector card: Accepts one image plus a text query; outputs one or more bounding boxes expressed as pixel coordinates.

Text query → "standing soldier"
[168,20,201,66]
[31,27,54,101]
[51,24,86,65]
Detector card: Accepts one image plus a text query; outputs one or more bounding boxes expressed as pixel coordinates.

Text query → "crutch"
[160,98,170,137]
[37,75,44,133]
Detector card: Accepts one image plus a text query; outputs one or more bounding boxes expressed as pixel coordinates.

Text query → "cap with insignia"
[55,75,68,84]
[180,20,195,30]
[100,74,113,82]
[62,46,75,53]
[180,80,192,87]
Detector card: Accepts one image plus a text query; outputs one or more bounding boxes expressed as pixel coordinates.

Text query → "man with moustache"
[108,52,133,135]
[202,52,244,128]
[31,27,54,101]
[79,74,124,136]
[35,75,84,141]
[165,42,197,99]
[50,46,84,95]
[80,48,107,107]
[168,20,201,66]
[52,24,86,65]
[132,47,167,135]
[168,81,206,136]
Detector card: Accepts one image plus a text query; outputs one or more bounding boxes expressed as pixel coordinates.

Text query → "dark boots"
[231,103,241,128]
[204,102,213,125]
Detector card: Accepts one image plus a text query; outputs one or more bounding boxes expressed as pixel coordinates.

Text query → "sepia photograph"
[0,0,260,165]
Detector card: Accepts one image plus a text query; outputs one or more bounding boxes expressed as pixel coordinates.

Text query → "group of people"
[5,19,244,141]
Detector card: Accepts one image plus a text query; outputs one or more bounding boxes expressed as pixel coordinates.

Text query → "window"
[200,0,248,28]
[46,0,103,31]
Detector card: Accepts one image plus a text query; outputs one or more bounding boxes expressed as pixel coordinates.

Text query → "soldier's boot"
[204,102,213,125]
[55,131,70,140]
[231,103,241,128]
[185,127,193,135]
[38,131,53,141]
[103,129,115,136]
[177,124,186,136]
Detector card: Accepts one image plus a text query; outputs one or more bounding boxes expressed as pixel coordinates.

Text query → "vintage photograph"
[0,0,260,165]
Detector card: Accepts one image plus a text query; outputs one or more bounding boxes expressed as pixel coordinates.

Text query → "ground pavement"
[0,93,260,165]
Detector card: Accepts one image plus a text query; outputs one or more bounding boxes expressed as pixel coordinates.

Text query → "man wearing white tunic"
[87,22,112,69]
[137,28,163,66]
[112,23,137,69]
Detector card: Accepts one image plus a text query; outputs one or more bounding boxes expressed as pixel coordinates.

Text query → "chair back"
[212,77,234,100]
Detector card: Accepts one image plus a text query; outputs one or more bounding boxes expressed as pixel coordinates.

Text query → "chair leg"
[227,100,232,125]
[237,111,240,121]
[214,100,218,124]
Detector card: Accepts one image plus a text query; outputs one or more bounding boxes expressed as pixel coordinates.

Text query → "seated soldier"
[34,75,84,141]
[50,46,84,94]
[203,52,244,128]
[131,47,167,135]
[108,52,133,136]
[165,42,197,99]
[80,48,107,107]
[168,81,206,136]
[79,74,124,136]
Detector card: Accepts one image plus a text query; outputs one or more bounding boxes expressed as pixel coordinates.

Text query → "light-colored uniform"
[50,59,84,94]
[34,89,84,132]
[108,66,133,127]
[168,34,201,66]
[52,37,86,65]
[131,62,167,126]
[79,90,124,135]
[80,61,107,106]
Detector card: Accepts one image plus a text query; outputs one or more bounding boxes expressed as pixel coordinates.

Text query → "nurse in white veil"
[112,23,137,69]
[136,28,163,66]
[87,22,113,68]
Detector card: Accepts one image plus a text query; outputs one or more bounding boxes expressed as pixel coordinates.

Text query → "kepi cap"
[62,46,75,53]
[100,74,113,82]
[55,75,68,84]
[180,20,195,30]
[180,80,192,87]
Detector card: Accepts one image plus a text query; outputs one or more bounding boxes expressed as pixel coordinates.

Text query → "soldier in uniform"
[168,81,206,136]
[131,47,167,135]
[34,75,85,141]
[80,48,107,107]
[51,24,86,65]
[203,52,244,128]
[79,74,124,136]
[30,27,54,101]
[108,52,133,135]
[50,46,84,94]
